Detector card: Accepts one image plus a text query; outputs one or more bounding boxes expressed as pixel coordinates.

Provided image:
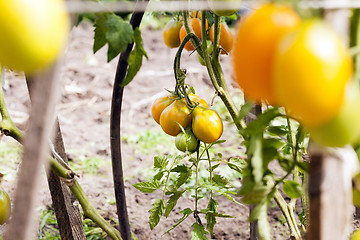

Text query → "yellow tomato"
[0,0,70,73]
[273,20,353,127]
[163,19,182,48]
[232,3,301,104]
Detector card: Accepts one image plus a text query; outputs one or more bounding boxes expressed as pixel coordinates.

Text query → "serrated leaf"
[149,199,164,230]
[122,27,148,86]
[154,156,169,169]
[242,108,282,136]
[204,184,241,205]
[176,169,192,188]
[93,15,107,53]
[163,208,193,235]
[191,223,209,240]
[205,198,218,234]
[267,125,288,136]
[212,174,230,187]
[133,180,161,193]
[171,165,189,173]
[283,180,303,199]
[165,191,184,217]
[153,171,165,181]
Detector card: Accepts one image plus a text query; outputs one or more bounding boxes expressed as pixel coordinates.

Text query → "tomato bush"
[232,3,301,104]
[163,19,183,48]
[0,0,69,73]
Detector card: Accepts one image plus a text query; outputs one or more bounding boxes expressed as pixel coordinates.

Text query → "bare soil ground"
[0,22,291,239]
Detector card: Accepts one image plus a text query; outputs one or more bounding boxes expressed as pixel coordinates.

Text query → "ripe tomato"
[160,100,192,136]
[0,187,11,225]
[208,0,239,16]
[163,19,183,48]
[179,18,208,51]
[232,4,301,104]
[192,107,223,143]
[175,130,199,152]
[152,95,175,124]
[0,0,69,73]
[307,84,360,147]
[188,93,209,108]
[273,20,353,127]
[210,23,234,54]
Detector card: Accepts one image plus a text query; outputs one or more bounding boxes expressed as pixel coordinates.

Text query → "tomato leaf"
[241,107,282,136]
[237,102,253,122]
[175,169,192,189]
[133,180,161,193]
[212,174,230,187]
[149,198,165,230]
[154,156,169,169]
[205,198,218,234]
[122,27,148,87]
[165,191,184,217]
[283,180,303,199]
[93,14,133,62]
[171,164,189,173]
[267,125,288,136]
[163,208,193,235]
[191,223,209,240]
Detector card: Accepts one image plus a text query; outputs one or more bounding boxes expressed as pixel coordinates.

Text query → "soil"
[1,22,292,239]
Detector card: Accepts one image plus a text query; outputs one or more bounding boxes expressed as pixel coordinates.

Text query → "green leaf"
[211,163,220,171]
[267,125,288,136]
[153,171,165,181]
[163,208,193,235]
[296,161,309,172]
[295,125,306,144]
[242,108,282,136]
[171,165,189,173]
[191,223,209,240]
[176,169,192,188]
[133,180,161,193]
[165,191,184,217]
[154,156,169,169]
[212,174,230,187]
[93,14,133,62]
[205,198,218,234]
[149,199,164,230]
[237,102,253,122]
[241,185,270,205]
[283,180,303,199]
[278,158,293,172]
[122,28,148,87]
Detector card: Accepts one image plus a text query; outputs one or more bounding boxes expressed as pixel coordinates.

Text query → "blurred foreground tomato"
[273,20,353,127]
[232,3,301,104]
[0,0,70,73]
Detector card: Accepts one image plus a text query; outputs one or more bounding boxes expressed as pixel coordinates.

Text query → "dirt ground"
[1,22,292,239]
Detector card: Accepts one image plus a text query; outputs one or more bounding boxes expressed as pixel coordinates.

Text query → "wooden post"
[4,62,62,239]
[308,146,358,240]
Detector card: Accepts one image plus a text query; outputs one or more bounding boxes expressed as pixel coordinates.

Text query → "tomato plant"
[0,187,11,225]
[0,0,70,73]
[175,130,199,152]
[273,20,353,127]
[232,3,301,104]
[163,19,183,48]
[160,99,192,136]
[192,106,223,143]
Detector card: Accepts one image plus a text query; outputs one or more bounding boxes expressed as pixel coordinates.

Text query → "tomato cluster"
[163,11,234,57]
[152,93,223,152]
[232,3,358,147]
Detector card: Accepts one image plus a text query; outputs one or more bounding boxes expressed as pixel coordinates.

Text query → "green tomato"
[208,0,240,16]
[197,41,213,66]
[0,0,70,73]
[175,131,199,153]
[307,84,360,147]
[0,187,11,225]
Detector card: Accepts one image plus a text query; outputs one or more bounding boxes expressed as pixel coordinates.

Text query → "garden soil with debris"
[0,22,292,239]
